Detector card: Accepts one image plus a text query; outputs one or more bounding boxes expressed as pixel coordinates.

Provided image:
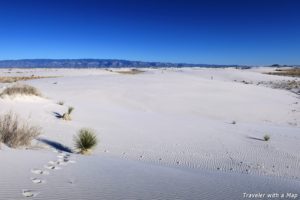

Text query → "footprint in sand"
[48,161,57,165]
[25,151,76,199]
[57,155,65,159]
[31,169,49,175]
[22,189,39,198]
[57,154,71,159]
[31,178,45,184]
[48,160,67,166]
[57,160,68,166]
[58,156,76,164]
[44,164,61,170]
[68,178,76,185]
[63,158,76,164]
[59,152,70,156]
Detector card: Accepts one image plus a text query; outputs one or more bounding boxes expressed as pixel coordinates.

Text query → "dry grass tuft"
[62,106,74,121]
[0,112,41,148]
[265,68,300,77]
[0,76,60,83]
[116,69,145,75]
[0,84,41,97]
[264,80,300,94]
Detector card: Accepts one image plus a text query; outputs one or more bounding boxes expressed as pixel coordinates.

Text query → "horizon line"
[0,58,296,67]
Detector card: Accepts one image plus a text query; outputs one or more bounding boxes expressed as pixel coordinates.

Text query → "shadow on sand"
[246,136,265,142]
[37,138,73,153]
[53,111,63,119]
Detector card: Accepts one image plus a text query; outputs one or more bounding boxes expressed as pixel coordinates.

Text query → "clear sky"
[0,0,299,65]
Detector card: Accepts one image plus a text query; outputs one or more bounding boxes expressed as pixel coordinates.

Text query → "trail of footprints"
[22,150,76,198]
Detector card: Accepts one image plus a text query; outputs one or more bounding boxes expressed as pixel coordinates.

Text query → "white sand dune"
[0,149,299,200]
[0,67,299,199]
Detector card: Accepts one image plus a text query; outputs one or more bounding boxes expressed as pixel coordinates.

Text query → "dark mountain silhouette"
[0,59,240,68]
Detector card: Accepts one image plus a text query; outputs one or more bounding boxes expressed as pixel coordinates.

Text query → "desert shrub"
[116,69,145,75]
[0,84,41,97]
[74,128,98,154]
[264,134,270,141]
[62,106,74,120]
[266,68,300,77]
[0,112,41,148]
[0,76,60,83]
[57,101,64,105]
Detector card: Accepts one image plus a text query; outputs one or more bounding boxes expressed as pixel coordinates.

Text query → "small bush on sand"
[264,134,270,141]
[116,69,145,75]
[0,76,60,83]
[0,112,41,148]
[74,128,98,154]
[57,101,64,106]
[266,68,300,78]
[62,106,74,120]
[0,84,41,97]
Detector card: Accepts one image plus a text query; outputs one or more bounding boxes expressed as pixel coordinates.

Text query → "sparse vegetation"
[264,134,270,141]
[263,80,300,94]
[0,76,60,83]
[265,68,300,77]
[0,84,41,97]
[0,112,41,148]
[74,128,98,154]
[62,106,74,120]
[116,68,145,75]
[57,101,64,106]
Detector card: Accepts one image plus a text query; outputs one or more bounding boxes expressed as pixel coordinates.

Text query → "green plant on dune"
[67,106,74,115]
[264,134,270,141]
[74,128,98,154]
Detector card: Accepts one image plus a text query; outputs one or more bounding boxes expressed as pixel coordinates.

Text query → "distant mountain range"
[0,59,241,68]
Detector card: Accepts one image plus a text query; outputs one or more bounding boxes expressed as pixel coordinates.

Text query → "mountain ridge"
[0,59,240,68]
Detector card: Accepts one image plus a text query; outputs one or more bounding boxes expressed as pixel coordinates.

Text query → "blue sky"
[0,0,299,65]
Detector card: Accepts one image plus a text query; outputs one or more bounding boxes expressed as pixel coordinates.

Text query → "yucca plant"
[68,107,74,115]
[264,134,270,141]
[62,106,74,120]
[74,128,98,154]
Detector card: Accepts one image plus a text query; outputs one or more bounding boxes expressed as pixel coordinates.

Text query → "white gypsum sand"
[0,67,299,199]
[0,149,299,200]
